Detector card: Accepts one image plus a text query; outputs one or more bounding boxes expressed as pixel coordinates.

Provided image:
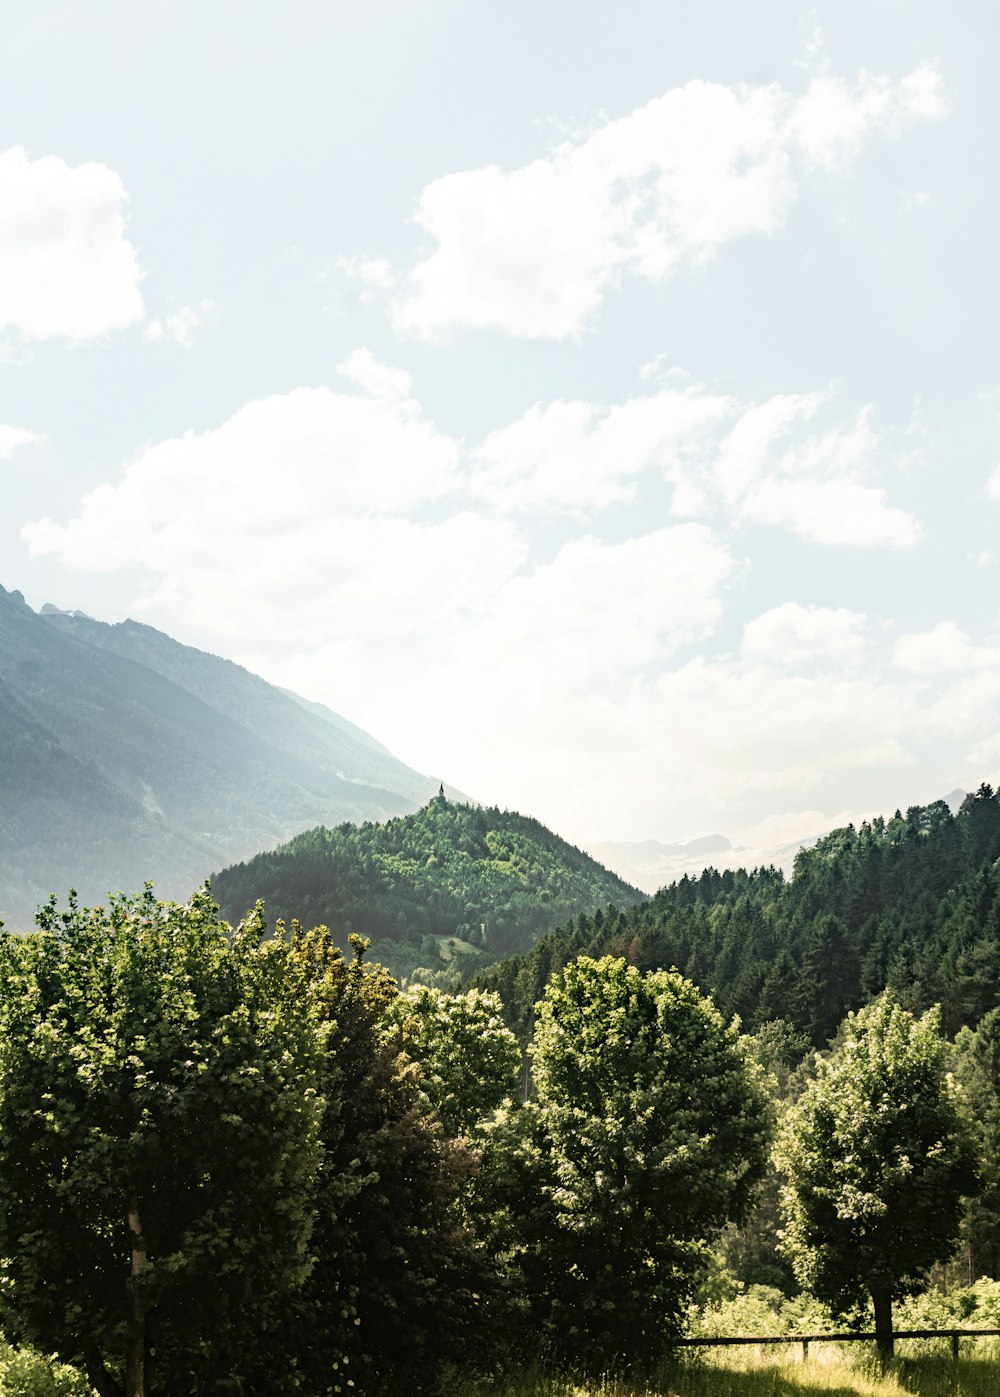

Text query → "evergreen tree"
[952,1007,1000,1280]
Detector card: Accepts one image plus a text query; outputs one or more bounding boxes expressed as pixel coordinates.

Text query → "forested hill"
[0,584,451,925]
[211,796,644,979]
[478,786,1000,1045]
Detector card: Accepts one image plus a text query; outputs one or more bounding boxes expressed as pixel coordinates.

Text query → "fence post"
[802,1339,809,1362]
[952,1331,959,1361]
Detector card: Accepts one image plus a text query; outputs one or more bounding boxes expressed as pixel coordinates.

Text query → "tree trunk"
[125,1196,146,1397]
[872,1286,894,1366]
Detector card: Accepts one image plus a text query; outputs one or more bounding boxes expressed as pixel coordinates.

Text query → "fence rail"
[676,1328,1000,1361]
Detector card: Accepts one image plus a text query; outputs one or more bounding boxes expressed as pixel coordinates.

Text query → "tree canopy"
[0,888,324,1397]
[778,991,979,1357]
[486,956,771,1370]
[280,928,492,1392]
[388,984,521,1138]
[3,787,1000,1389]
[478,788,1000,1047]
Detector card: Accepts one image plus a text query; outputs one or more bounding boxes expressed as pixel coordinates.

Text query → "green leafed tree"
[388,984,521,1138]
[284,929,496,1391]
[778,991,979,1360]
[0,888,325,1397]
[493,956,771,1370]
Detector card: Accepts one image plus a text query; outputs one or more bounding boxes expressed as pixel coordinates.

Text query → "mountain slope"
[0,586,450,925]
[211,795,645,979]
[478,787,1000,1045]
[43,608,437,805]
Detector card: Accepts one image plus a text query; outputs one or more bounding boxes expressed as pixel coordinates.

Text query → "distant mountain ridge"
[589,790,970,893]
[0,585,453,926]
[588,834,738,893]
[211,795,645,980]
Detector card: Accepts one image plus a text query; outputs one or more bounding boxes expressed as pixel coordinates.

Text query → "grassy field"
[431,932,480,962]
[433,1341,1000,1397]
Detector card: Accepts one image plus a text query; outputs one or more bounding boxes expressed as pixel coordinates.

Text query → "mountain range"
[0,585,453,926]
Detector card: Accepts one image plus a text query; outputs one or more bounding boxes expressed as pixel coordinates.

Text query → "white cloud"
[0,145,144,342]
[20,352,742,822]
[336,255,398,300]
[383,62,946,340]
[742,603,867,668]
[0,424,44,460]
[469,384,733,515]
[894,622,1000,676]
[433,643,917,840]
[34,352,918,586]
[749,475,920,547]
[970,732,1000,766]
[645,656,912,801]
[788,62,947,170]
[987,464,1000,499]
[637,355,692,384]
[22,351,948,842]
[21,353,736,675]
[143,298,215,348]
[470,525,736,688]
[879,624,1000,791]
[268,526,749,823]
[468,379,921,548]
[736,807,866,853]
[711,398,922,547]
[23,351,463,584]
[336,345,415,405]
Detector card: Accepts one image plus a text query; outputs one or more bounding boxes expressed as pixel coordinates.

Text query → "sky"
[2,0,999,853]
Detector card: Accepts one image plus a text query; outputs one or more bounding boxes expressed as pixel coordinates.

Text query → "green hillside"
[477,785,1000,1044]
[211,793,644,978]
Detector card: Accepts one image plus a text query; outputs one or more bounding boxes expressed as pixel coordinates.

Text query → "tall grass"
[431,1339,1000,1397]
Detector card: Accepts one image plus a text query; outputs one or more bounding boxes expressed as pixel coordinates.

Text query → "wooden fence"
[676,1328,1000,1361]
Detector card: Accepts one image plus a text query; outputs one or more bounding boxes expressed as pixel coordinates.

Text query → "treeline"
[0,890,768,1395]
[478,786,1000,1045]
[211,796,642,976]
[1,877,996,1393]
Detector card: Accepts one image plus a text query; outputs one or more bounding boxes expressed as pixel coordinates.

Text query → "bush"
[694,1284,827,1339]
[0,1339,93,1397]
[897,1277,1000,1329]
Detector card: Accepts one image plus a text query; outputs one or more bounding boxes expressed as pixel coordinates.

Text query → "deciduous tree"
[285,929,493,1391]
[0,888,324,1397]
[499,956,771,1369]
[778,991,979,1360]
[388,984,520,1137]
